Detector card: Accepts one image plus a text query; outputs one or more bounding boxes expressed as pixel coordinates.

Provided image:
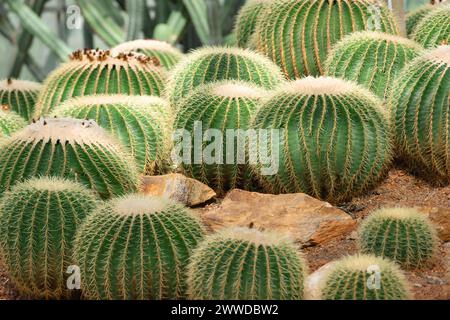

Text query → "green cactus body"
[187,227,307,300]
[412,5,450,48]
[112,39,184,70]
[0,177,99,299]
[320,255,411,300]
[174,81,267,195]
[74,195,205,300]
[54,95,172,175]
[254,0,399,79]
[252,77,392,204]
[0,107,27,138]
[406,4,435,36]
[325,32,423,100]
[0,118,139,199]
[235,0,272,48]
[390,45,450,183]
[0,78,42,122]
[34,49,166,118]
[167,47,284,108]
[359,208,438,269]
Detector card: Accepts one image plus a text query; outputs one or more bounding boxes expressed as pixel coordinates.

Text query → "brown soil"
[0,169,448,300]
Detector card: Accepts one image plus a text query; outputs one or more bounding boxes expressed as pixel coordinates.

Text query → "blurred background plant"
[0,0,438,80]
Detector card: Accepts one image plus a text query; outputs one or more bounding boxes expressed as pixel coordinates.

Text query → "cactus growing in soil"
[34,49,166,118]
[0,78,42,122]
[0,106,26,138]
[254,0,399,79]
[234,0,272,48]
[74,195,205,300]
[0,177,99,299]
[0,118,139,199]
[167,47,284,108]
[412,5,450,48]
[325,32,423,100]
[319,255,411,300]
[112,39,184,70]
[187,227,307,300]
[390,45,450,183]
[174,81,267,195]
[54,95,173,175]
[358,208,438,269]
[252,77,392,204]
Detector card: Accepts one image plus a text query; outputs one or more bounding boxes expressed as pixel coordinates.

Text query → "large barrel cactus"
[390,45,450,183]
[0,107,26,138]
[34,49,166,117]
[319,255,411,300]
[234,0,272,48]
[74,195,205,300]
[167,47,284,108]
[187,227,307,300]
[406,4,436,36]
[254,0,399,78]
[412,5,450,48]
[0,78,42,121]
[252,77,392,204]
[0,177,99,299]
[54,95,173,174]
[0,118,139,199]
[174,81,267,195]
[111,39,184,70]
[325,31,423,100]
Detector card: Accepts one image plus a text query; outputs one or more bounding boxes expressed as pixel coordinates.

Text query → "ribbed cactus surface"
[34,49,166,117]
[406,4,435,36]
[0,106,26,138]
[359,208,438,269]
[74,195,205,300]
[54,95,172,175]
[254,0,399,78]
[0,177,99,299]
[390,45,450,183]
[235,0,272,48]
[187,227,307,300]
[325,32,422,100]
[0,118,139,199]
[320,255,411,300]
[252,77,392,203]
[0,78,42,122]
[413,5,450,48]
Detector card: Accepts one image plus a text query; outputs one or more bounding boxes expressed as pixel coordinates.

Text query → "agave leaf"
[125,0,145,41]
[182,0,210,45]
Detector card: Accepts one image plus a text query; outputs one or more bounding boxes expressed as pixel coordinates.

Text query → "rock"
[425,275,445,286]
[305,262,337,300]
[348,231,358,241]
[198,189,356,246]
[141,174,216,207]
[417,207,450,242]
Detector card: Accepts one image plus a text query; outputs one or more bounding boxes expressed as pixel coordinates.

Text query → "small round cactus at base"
[234,0,272,48]
[412,5,450,48]
[74,195,205,300]
[187,227,307,300]
[0,106,27,138]
[0,78,42,121]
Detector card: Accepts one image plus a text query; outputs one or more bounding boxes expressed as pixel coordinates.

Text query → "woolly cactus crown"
[0,78,42,121]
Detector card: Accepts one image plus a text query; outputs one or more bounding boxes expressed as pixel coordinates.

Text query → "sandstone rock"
[198,189,356,246]
[141,174,216,207]
[417,207,450,242]
[305,262,337,300]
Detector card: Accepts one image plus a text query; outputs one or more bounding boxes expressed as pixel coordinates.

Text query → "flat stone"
[305,262,337,300]
[417,207,450,242]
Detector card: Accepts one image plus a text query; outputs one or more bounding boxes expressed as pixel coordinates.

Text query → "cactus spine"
[254,0,399,79]
[359,208,438,269]
[0,106,27,138]
[0,78,42,122]
[0,177,99,299]
[252,77,392,204]
[235,0,272,48]
[74,195,205,300]
[412,5,450,48]
[54,95,173,175]
[34,49,166,117]
[187,227,307,300]
[0,118,139,199]
[325,32,423,100]
[319,255,411,300]
[390,45,450,183]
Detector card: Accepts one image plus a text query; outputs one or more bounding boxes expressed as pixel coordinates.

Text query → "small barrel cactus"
[254,0,399,78]
[252,77,392,204]
[0,177,99,299]
[359,208,438,269]
[167,47,284,108]
[54,95,173,174]
[0,78,42,121]
[390,45,450,183]
[187,227,307,300]
[325,31,423,100]
[406,4,436,36]
[112,39,184,70]
[34,49,166,118]
[319,255,411,300]
[74,195,205,300]
[0,118,139,199]
[174,81,267,195]
[412,5,450,48]
[0,106,27,138]
[234,0,272,48]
